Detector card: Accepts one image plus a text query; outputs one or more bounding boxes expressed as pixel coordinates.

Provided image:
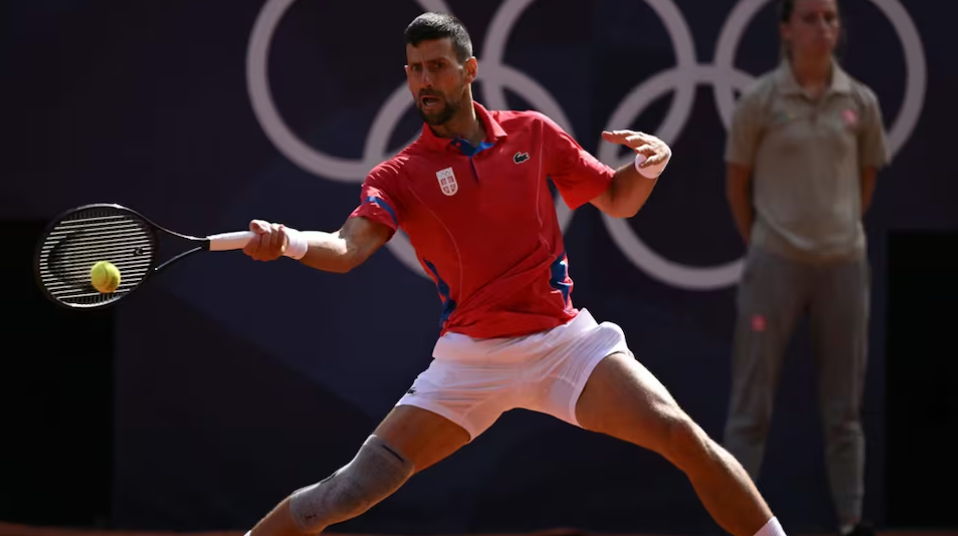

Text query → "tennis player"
[242,12,786,536]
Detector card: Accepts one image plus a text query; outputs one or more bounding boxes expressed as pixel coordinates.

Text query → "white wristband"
[282,227,309,260]
[634,149,670,179]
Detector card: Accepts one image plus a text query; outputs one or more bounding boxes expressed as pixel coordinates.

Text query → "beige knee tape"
[289,435,414,533]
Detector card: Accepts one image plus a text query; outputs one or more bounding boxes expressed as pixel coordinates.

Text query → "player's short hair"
[404,12,474,64]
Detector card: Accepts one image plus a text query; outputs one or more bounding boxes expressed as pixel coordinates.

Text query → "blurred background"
[1,1,956,535]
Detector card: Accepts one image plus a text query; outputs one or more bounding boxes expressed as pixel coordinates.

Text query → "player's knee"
[289,435,414,534]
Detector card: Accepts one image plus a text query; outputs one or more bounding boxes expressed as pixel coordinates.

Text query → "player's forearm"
[298,231,360,274]
[607,164,658,218]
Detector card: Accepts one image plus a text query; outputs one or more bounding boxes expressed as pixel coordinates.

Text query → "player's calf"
[663,414,782,536]
[659,412,721,471]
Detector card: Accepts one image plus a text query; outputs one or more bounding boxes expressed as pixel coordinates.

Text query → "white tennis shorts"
[395,308,630,440]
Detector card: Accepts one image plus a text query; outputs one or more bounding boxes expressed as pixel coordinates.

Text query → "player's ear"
[464,57,478,83]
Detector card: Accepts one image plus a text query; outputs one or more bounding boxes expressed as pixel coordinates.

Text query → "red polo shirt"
[349,102,615,339]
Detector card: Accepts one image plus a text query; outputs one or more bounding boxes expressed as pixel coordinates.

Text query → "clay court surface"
[2,523,956,536]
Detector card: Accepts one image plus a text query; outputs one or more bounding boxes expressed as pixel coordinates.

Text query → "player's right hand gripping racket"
[35,203,255,309]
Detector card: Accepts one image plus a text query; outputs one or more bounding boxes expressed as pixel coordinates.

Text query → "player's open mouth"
[421,96,441,109]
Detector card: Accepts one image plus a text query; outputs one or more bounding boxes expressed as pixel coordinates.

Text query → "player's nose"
[418,69,434,87]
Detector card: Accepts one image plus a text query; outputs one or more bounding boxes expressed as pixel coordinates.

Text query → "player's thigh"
[373,404,470,473]
[575,352,691,459]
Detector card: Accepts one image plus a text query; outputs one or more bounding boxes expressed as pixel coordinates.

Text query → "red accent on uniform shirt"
[349,102,615,339]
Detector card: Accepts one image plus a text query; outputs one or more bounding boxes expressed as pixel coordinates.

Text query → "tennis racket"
[35,203,255,309]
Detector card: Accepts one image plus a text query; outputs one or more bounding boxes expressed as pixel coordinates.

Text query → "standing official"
[723,1,890,535]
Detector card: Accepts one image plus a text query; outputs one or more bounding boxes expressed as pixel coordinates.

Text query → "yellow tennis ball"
[90,261,121,293]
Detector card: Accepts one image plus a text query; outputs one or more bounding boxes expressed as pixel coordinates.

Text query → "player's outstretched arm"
[242,216,391,274]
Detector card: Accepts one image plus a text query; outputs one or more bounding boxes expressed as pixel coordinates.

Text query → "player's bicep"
[339,216,391,268]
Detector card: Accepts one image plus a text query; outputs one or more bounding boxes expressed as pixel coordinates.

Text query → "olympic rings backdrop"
[3,0,955,534]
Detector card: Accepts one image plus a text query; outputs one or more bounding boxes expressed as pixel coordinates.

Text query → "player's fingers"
[633,144,655,157]
[643,153,666,166]
[621,133,639,144]
[278,225,289,256]
[257,233,273,261]
[259,221,275,251]
[243,234,261,258]
[249,220,270,235]
[272,224,286,258]
[644,146,672,167]
[601,130,632,142]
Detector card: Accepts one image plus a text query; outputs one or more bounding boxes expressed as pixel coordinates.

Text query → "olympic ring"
[247,0,926,289]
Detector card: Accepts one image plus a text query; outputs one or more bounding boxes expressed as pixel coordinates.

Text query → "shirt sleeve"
[724,87,766,167]
[348,160,404,238]
[858,87,891,169]
[538,112,616,211]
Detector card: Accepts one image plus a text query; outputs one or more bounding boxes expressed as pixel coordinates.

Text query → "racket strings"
[37,208,157,307]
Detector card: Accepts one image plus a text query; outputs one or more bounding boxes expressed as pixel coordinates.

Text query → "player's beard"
[416,89,462,127]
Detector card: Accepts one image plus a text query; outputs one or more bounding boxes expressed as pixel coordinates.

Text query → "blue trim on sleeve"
[365,196,397,226]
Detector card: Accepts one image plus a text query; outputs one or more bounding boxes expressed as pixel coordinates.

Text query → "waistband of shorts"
[432,308,597,362]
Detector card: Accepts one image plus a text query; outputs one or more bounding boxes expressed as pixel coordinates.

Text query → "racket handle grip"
[207,231,255,251]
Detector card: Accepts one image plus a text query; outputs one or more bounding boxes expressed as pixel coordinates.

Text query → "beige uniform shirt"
[725,60,890,263]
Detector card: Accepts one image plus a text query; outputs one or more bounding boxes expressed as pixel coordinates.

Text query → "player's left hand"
[601,130,672,170]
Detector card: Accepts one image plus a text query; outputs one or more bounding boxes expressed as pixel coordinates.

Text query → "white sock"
[754,516,786,536]
[840,523,856,535]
